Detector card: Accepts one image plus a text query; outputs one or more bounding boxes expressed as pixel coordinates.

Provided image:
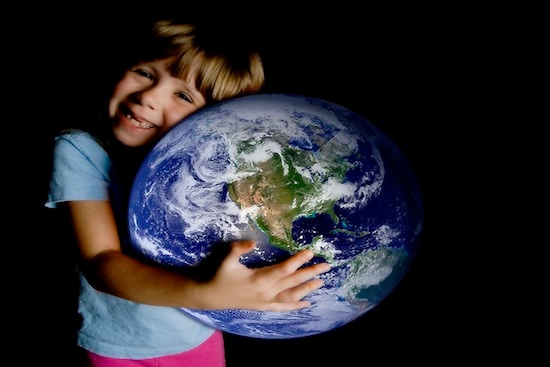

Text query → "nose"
[132,84,167,110]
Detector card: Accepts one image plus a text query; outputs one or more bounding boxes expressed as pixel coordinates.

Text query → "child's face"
[109,58,206,147]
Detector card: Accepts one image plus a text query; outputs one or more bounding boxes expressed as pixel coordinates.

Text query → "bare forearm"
[82,243,330,312]
[68,202,330,312]
[82,249,207,308]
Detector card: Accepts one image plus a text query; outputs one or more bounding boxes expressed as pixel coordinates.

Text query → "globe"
[128,93,424,339]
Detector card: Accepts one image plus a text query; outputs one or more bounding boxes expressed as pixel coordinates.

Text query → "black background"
[8,2,534,365]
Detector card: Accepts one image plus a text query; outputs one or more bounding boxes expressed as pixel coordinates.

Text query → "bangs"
[149,19,264,102]
[172,51,264,103]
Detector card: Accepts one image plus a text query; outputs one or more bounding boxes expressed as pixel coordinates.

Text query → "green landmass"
[228,140,352,259]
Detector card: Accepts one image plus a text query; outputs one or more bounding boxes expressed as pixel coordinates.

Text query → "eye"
[176,91,193,103]
[131,68,154,81]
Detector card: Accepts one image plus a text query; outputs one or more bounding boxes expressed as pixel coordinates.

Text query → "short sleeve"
[45,131,112,208]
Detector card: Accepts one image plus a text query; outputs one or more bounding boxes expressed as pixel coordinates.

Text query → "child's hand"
[200,240,331,312]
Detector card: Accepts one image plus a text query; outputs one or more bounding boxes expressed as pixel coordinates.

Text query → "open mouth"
[121,105,156,129]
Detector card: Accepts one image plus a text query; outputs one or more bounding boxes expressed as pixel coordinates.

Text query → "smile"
[121,106,157,129]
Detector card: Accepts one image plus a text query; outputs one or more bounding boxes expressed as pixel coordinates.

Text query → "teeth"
[125,112,155,129]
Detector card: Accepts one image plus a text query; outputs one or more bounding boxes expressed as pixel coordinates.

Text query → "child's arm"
[67,200,330,311]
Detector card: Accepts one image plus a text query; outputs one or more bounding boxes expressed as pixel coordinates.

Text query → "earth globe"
[128,93,424,339]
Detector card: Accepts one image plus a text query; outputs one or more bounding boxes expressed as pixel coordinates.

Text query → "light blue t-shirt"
[45,130,216,359]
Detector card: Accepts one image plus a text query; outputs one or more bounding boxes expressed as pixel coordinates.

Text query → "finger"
[275,257,331,286]
[296,260,330,279]
[268,276,327,311]
[275,277,326,306]
[273,249,316,276]
[260,259,329,303]
[283,261,329,287]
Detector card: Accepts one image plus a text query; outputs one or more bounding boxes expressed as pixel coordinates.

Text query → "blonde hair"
[139,20,265,103]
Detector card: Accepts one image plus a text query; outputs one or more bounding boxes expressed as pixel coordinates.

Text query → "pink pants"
[85,330,225,367]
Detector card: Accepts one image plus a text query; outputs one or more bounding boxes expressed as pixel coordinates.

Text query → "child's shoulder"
[58,128,92,139]
[55,129,105,157]
[56,129,98,145]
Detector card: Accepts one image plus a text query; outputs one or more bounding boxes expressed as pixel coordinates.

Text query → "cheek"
[109,84,130,118]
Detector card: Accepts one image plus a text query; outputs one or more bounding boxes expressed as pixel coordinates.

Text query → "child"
[45,18,330,367]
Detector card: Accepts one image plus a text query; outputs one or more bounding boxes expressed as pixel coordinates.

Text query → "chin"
[114,128,155,147]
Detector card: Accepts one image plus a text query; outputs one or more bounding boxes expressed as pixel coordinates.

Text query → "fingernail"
[320,263,331,272]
